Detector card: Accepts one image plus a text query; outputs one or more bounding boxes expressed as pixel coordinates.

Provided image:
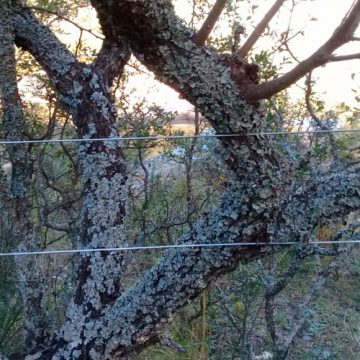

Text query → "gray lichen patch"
[91,0,287,188]
[13,7,76,79]
[90,91,110,119]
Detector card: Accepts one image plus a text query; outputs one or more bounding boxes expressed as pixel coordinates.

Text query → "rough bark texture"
[0,0,49,348]
[0,0,359,359]
[192,0,227,47]
[13,1,135,352]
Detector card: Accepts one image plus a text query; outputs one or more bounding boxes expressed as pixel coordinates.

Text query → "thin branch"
[74,29,83,58]
[328,52,360,62]
[59,115,80,181]
[278,0,302,64]
[264,243,348,358]
[25,101,59,143]
[43,221,70,233]
[279,29,306,64]
[265,249,306,298]
[232,25,245,53]
[26,6,104,40]
[192,0,227,47]
[246,0,360,101]
[237,0,287,59]
[284,253,346,356]
[265,294,280,354]
[279,263,331,354]
[160,336,187,353]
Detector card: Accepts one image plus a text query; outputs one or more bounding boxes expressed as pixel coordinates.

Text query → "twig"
[26,6,104,40]
[246,0,360,101]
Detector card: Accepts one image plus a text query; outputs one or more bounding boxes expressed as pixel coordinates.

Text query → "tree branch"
[328,52,360,62]
[282,168,360,232]
[0,2,50,347]
[26,6,104,40]
[192,0,227,47]
[237,0,287,59]
[0,4,33,198]
[90,0,290,185]
[92,39,131,88]
[12,4,81,94]
[41,160,360,358]
[52,185,269,358]
[11,1,132,349]
[3,0,359,357]
[13,4,130,110]
[245,0,360,101]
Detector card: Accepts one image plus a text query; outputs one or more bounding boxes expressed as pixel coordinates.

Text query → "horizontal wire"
[1,128,358,257]
[0,128,360,145]
[0,239,358,257]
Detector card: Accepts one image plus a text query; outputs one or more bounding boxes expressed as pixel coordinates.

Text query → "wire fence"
[1,127,359,257]
[0,239,359,257]
[1,128,360,145]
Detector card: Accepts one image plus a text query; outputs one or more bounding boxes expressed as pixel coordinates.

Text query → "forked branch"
[245,0,360,101]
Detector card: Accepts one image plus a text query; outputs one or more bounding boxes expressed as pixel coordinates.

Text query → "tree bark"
[0,1,359,358]
[0,0,50,347]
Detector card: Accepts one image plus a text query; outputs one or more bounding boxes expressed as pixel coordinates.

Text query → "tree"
[0,0,360,358]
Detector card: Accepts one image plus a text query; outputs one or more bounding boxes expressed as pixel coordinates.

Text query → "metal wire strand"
[1,128,359,257]
[1,128,360,145]
[0,240,359,257]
